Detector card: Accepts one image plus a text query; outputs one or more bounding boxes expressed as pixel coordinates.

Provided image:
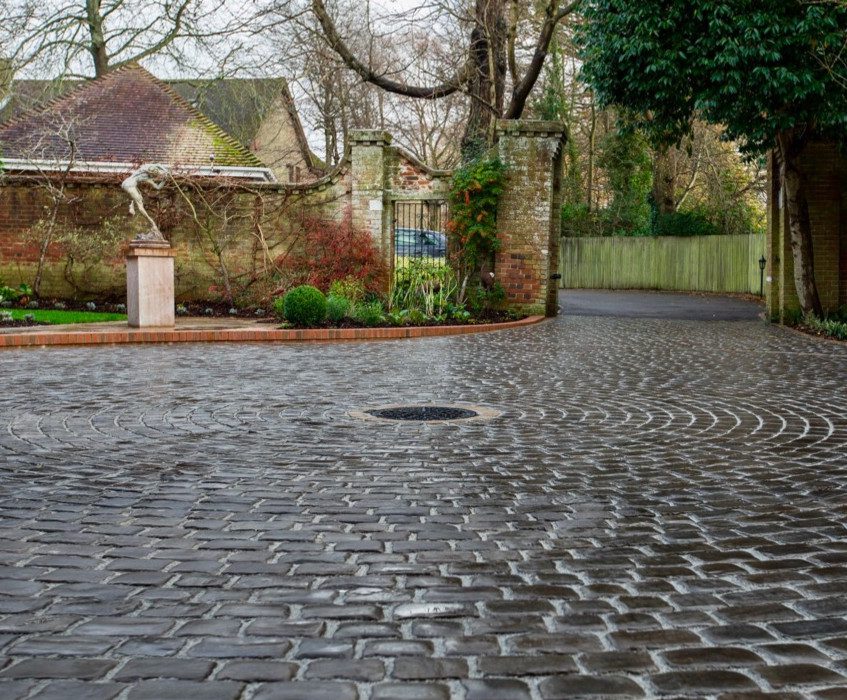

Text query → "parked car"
[394,228,447,258]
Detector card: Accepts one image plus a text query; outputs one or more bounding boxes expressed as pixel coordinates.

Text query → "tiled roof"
[0,65,264,168]
[167,78,288,146]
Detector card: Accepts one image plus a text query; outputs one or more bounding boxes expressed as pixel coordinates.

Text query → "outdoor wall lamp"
[759,255,767,296]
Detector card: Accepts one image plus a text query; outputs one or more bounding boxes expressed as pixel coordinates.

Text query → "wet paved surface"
[561,289,764,321]
[0,291,846,699]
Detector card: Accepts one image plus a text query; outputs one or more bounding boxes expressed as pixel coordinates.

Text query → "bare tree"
[2,0,275,79]
[310,0,581,155]
[13,112,88,297]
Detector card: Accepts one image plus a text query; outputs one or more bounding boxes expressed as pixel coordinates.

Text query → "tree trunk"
[652,147,676,216]
[775,129,823,317]
[586,96,596,212]
[461,0,507,158]
[86,0,110,77]
[33,224,54,298]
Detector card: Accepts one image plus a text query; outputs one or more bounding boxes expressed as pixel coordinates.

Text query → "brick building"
[766,144,847,320]
[0,64,564,315]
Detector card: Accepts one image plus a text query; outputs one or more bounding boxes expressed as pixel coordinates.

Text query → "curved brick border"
[0,315,545,349]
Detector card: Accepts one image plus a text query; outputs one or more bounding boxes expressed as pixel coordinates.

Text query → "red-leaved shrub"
[275,211,388,294]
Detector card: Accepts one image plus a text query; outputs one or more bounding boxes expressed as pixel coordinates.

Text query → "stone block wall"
[767,143,845,320]
[494,120,567,317]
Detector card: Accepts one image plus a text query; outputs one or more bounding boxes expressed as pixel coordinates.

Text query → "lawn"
[6,309,127,324]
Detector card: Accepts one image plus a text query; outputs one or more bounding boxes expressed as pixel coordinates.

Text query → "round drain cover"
[366,406,478,421]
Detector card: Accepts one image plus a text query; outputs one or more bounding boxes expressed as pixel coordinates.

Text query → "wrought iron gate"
[393,200,449,273]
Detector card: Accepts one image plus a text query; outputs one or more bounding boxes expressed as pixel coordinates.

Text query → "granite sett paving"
[0,290,846,699]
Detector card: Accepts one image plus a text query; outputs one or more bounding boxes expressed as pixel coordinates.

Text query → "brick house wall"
[767,143,846,320]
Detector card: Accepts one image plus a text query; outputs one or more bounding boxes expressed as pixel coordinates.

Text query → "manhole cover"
[368,406,478,421]
[350,403,502,424]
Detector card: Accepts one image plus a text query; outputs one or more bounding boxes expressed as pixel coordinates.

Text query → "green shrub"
[783,307,803,327]
[328,277,366,305]
[391,260,458,317]
[352,300,384,326]
[272,295,286,320]
[803,314,847,340]
[466,282,505,315]
[561,203,614,238]
[406,308,427,325]
[0,282,32,303]
[326,294,350,323]
[281,285,327,327]
[447,157,506,294]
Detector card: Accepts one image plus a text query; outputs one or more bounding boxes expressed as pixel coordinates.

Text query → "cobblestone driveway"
[1,293,846,699]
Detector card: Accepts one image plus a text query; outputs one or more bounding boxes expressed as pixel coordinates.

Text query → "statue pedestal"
[126,242,175,328]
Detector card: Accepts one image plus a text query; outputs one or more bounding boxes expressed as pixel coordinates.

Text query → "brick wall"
[0,132,452,302]
[767,142,845,319]
[0,178,293,302]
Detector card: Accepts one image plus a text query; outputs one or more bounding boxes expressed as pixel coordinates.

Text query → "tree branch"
[311,0,466,99]
[504,0,581,119]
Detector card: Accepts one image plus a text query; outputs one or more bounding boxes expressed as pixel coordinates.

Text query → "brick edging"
[0,316,546,349]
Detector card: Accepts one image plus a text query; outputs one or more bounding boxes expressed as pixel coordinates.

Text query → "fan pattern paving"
[0,300,846,699]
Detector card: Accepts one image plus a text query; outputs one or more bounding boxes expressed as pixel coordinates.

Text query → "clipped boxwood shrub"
[326,294,350,323]
[280,285,327,327]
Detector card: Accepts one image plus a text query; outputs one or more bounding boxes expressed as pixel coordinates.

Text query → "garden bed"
[796,315,847,342]
[279,308,523,330]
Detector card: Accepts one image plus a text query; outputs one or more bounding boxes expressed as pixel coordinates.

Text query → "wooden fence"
[559,234,765,294]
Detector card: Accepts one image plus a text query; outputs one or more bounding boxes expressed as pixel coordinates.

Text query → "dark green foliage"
[0,281,33,302]
[466,282,506,316]
[272,295,286,320]
[326,294,350,323]
[653,210,719,237]
[280,285,327,327]
[579,1,847,154]
[803,314,847,340]
[597,128,653,235]
[562,204,601,238]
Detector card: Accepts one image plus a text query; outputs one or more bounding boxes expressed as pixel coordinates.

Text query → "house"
[167,78,323,183]
[0,64,274,180]
[0,66,321,183]
[0,65,280,300]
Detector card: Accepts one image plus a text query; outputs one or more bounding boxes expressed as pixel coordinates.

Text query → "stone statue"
[121,164,170,243]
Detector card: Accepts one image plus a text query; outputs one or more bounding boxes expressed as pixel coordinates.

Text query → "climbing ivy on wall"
[446,157,507,298]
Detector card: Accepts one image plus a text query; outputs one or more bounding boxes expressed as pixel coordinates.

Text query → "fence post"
[494,120,568,317]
